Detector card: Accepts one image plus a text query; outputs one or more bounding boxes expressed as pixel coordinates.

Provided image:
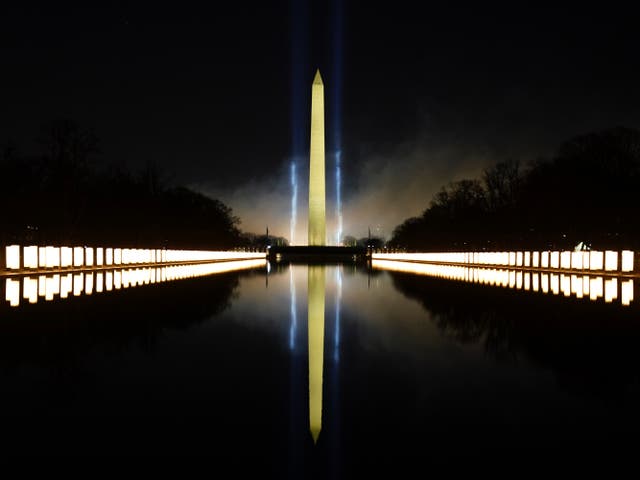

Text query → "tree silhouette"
[390,127,640,251]
[0,120,243,248]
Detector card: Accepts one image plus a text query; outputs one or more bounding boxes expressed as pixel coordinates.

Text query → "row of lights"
[4,259,267,307]
[372,250,635,273]
[4,245,266,270]
[371,259,634,306]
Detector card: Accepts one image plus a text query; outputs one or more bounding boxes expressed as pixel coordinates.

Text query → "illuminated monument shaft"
[308,70,326,246]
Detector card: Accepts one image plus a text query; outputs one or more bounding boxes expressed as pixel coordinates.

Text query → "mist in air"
[193,132,500,244]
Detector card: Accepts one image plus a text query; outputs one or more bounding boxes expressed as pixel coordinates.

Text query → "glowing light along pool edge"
[4,245,265,273]
[372,259,634,307]
[372,250,635,273]
[5,259,267,308]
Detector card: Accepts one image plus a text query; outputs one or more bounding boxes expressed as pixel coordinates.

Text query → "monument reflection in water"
[3,258,640,472]
[307,265,325,443]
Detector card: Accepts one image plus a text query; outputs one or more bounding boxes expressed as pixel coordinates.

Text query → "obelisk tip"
[313,69,323,85]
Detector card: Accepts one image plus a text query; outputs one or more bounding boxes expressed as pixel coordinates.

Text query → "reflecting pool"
[0,261,639,474]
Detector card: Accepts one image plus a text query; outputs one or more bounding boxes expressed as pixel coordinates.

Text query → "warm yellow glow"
[550,274,560,295]
[73,247,84,267]
[61,247,73,268]
[45,276,56,301]
[86,248,94,267]
[308,69,326,246]
[371,259,633,306]
[308,265,325,443]
[582,275,590,296]
[73,274,83,296]
[60,274,72,298]
[4,259,266,307]
[571,251,583,270]
[5,244,265,275]
[604,278,618,302]
[23,246,38,269]
[122,269,130,288]
[590,251,604,270]
[163,250,264,263]
[571,275,582,298]
[85,273,93,294]
[372,250,636,277]
[5,245,19,270]
[38,275,46,297]
[46,247,60,268]
[621,250,634,272]
[541,273,549,293]
[604,278,618,303]
[621,280,634,306]
[6,245,158,270]
[605,251,618,271]
[23,277,37,304]
[5,279,20,306]
[532,251,540,268]
[560,274,570,297]
[541,252,549,268]
[590,277,603,300]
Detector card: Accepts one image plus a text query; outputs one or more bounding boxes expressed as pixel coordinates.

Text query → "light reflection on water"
[3,259,266,307]
[372,259,635,306]
[0,260,640,468]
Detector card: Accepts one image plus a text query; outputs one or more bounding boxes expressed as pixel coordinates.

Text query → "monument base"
[267,246,368,263]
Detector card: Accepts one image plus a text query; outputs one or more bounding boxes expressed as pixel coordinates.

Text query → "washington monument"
[308,69,326,246]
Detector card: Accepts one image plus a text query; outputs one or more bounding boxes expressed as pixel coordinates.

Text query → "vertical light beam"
[335,151,343,245]
[332,0,344,245]
[290,0,308,246]
[334,265,342,362]
[290,162,298,245]
[289,264,298,350]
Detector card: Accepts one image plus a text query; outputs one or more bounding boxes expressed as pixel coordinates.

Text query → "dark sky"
[2,1,640,242]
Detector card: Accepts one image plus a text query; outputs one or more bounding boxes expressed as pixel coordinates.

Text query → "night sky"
[2,2,640,243]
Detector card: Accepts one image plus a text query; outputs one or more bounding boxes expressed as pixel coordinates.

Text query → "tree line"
[1,119,244,249]
[389,127,640,251]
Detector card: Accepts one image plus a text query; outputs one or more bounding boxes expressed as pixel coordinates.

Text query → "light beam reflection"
[334,265,342,363]
[289,265,298,350]
[290,161,298,245]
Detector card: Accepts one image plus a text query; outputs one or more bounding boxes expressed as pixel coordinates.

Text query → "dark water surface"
[1,262,639,474]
